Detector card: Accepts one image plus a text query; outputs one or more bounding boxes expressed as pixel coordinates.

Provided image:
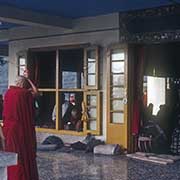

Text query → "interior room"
[139,42,180,153]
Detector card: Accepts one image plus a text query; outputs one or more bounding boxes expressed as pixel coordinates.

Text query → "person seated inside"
[52,94,69,122]
[143,103,156,126]
[64,107,83,131]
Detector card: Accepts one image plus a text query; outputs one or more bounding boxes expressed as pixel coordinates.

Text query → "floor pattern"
[37,151,180,180]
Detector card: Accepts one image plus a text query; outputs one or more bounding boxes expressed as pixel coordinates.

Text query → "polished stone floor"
[37,151,180,180]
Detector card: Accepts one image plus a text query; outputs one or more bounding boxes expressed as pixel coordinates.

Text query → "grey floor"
[37,151,180,180]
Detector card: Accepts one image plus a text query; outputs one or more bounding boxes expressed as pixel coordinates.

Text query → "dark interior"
[59,48,83,89]
[140,42,180,153]
[28,51,56,88]
[35,92,56,129]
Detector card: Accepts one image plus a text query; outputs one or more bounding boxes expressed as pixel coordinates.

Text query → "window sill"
[35,127,85,136]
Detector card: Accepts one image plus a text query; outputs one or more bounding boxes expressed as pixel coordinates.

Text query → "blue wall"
[0,60,8,95]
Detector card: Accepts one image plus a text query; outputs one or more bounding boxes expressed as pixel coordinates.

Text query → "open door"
[107,45,128,148]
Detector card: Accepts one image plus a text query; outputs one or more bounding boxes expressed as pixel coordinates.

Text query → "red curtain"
[132,47,145,135]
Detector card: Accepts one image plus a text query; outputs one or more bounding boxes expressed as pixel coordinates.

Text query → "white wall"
[8,13,120,141]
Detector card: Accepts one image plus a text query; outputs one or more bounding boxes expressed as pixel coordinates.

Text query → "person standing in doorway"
[2,75,39,180]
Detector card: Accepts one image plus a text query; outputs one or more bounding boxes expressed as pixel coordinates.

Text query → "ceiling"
[0,0,177,18]
[0,0,178,48]
[0,0,179,30]
[0,0,178,31]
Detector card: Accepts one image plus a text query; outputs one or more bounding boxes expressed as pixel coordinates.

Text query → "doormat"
[127,152,180,165]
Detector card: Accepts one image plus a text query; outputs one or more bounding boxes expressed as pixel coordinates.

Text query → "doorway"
[139,42,180,154]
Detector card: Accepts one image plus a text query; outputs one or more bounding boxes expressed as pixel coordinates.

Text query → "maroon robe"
[3,86,38,180]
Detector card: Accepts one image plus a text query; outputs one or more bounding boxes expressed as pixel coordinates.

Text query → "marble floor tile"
[37,151,180,180]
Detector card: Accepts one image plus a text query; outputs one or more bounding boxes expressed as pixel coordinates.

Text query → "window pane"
[59,49,83,89]
[0,56,8,120]
[111,87,124,98]
[88,108,97,118]
[34,51,56,88]
[87,49,96,61]
[88,62,95,73]
[88,120,96,131]
[60,92,83,131]
[111,100,124,111]
[88,75,96,86]
[112,75,124,86]
[111,61,124,73]
[35,92,56,129]
[111,50,125,60]
[111,112,124,123]
[87,95,96,106]
[62,71,83,88]
[19,57,26,65]
[19,66,26,76]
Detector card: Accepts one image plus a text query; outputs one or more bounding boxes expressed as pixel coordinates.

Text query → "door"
[107,45,128,148]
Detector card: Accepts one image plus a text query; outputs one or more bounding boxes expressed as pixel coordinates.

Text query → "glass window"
[88,62,96,73]
[62,71,83,89]
[108,48,126,125]
[59,92,83,131]
[19,57,26,65]
[28,46,100,134]
[60,49,83,89]
[85,48,98,89]
[87,50,96,61]
[30,51,56,88]
[111,87,124,98]
[111,50,125,60]
[87,95,96,106]
[35,91,56,129]
[0,56,8,120]
[85,92,100,133]
[88,107,97,119]
[88,75,96,86]
[18,57,26,76]
[112,74,124,86]
[111,100,124,111]
[88,120,96,131]
[111,112,124,123]
[111,61,124,73]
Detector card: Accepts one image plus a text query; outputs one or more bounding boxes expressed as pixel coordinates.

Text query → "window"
[0,56,8,120]
[84,91,101,135]
[60,49,83,89]
[27,46,101,135]
[35,91,56,129]
[18,57,26,76]
[84,47,99,89]
[108,48,126,124]
[146,76,166,115]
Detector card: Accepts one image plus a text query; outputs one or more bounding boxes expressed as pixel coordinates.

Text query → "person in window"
[64,107,82,131]
[52,94,69,123]
[62,94,76,127]
[2,75,39,180]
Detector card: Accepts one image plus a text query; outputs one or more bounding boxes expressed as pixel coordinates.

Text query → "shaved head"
[15,76,29,88]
